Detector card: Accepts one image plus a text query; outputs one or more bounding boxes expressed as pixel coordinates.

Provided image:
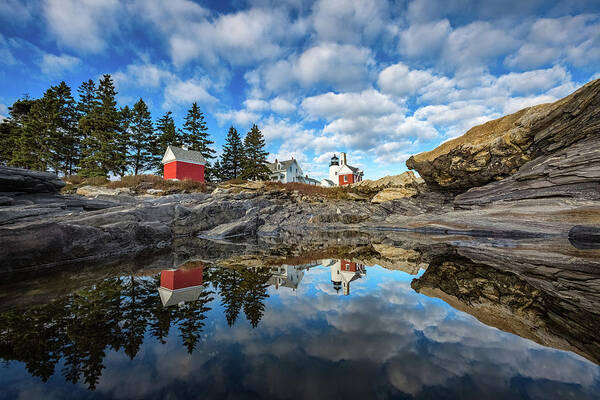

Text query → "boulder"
[76,185,133,197]
[371,187,419,203]
[406,79,600,192]
[352,171,423,194]
[0,166,65,193]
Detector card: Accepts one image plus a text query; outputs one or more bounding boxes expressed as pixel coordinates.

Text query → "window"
[343,175,348,182]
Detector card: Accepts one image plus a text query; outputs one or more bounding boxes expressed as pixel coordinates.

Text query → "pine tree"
[0,98,35,167]
[78,74,123,177]
[211,159,223,182]
[220,126,244,180]
[116,105,132,177]
[48,82,79,175]
[181,102,216,180]
[241,124,270,181]
[10,97,48,171]
[151,111,181,174]
[129,99,154,175]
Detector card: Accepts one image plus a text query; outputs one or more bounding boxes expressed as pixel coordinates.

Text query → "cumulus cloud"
[44,0,121,53]
[215,109,260,127]
[40,53,80,75]
[113,63,174,89]
[163,78,218,108]
[377,63,436,97]
[302,90,402,120]
[505,15,600,69]
[270,97,296,114]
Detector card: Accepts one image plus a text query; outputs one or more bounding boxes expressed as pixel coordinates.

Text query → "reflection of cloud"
[7,265,599,399]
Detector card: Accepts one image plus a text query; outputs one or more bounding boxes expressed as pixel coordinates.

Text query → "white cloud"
[244,99,270,112]
[377,63,436,97]
[0,103,8,122]
[113,64,173,89]
[40,53,80,75]
[505,15,600,69]
[398,19,451,58]
[248,43,375,95]
[44,0,121,53]
[215,109,260,127]
[270,97,296,114]
[442,21,520,70]
[0,0,33,24]
[0,34,18,66]
[311,0,391,44]
[163,78,218,108]
[302,90,402,120]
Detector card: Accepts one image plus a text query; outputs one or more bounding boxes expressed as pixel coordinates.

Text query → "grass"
[264,181,357,200]
[62,174,209,194]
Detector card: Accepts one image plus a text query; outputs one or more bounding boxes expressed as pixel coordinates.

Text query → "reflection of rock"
[412,254,600,364]
[568,225,600,250]
[407,79,600,192]
[357,244,427,274]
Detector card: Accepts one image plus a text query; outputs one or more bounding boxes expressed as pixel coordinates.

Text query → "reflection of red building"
[160,266,204,290]
[159,264,205,307]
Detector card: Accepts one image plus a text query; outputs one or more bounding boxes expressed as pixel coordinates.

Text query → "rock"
[568,225,600,249]
[407,79,600,192]
[0,166,65,193]
[455,135,600,206]
[0,196,14,206]
[371,187,419,203]
[352,171,423,195]
[147,189,164,195]
[76,185,133,197]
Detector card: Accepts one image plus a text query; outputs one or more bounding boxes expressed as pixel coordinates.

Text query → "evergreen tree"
[78,74,123,177]
[76,79,97,170]
[129,99,154,175]
[0,98,35,167]
[182,102,216,180]
[241,124,270,181]
[219,126,244,180]
[11,83,77,173]
[151,111,181,174]
[116,105,132,177]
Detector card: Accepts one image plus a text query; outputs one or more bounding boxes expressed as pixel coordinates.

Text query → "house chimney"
[275,158,278,163]
[341,152,347,165]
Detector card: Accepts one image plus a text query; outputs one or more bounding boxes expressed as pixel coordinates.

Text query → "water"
[1,244,599,399]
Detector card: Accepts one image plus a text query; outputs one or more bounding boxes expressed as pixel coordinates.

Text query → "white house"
[268,158,319,185]
[323,153,364,187]
[268,158,304,183]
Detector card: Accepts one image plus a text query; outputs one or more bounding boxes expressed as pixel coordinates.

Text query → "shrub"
[264,181,354,200]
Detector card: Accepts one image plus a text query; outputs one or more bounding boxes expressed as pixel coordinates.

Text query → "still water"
[1,257,599,399]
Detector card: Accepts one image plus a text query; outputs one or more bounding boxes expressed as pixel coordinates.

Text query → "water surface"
[1,252,599,399]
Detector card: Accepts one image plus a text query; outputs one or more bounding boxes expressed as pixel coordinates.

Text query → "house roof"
[162,145,206,165]
[267,159,296,172]
[339,164,362,175]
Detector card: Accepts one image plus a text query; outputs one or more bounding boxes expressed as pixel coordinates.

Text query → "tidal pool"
[1,258,599,399]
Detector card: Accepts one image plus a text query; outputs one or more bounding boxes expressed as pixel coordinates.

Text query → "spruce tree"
[129,99,154,175]
[78,74,123,177]
[182,102,216,180]
[11,97,48,171]
[0,98,35,166]
[49,82,79,175]
[220,126,244,180]
[116,105,132,177]
[241,124,270,181]
[151,111,181,174]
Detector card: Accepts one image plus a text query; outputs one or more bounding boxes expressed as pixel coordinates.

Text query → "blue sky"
[1,0,599,180]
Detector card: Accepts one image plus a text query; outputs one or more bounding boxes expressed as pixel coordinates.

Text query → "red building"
[327,153,363,186]
[162,145,206,182]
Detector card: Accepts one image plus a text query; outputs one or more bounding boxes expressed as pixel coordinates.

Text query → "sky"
[0,0,599,180]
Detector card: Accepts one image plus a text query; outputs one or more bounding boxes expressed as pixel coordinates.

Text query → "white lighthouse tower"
[329,154,340,183]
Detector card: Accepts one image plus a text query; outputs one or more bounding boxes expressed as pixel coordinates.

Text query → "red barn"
[162,145,206,182]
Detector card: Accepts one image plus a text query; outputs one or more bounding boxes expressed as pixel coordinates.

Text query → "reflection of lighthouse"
[330,260,366,295]
[158,264,204,307]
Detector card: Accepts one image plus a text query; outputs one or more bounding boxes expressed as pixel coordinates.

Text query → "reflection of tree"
[212,267,272,328]
[176,288,214,354]
[0,266,272,390]
[242,268,271,328]
[213,267,245,326]
[0,273,215,390]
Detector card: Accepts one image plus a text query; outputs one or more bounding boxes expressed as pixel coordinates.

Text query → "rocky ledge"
[1,79,599,272]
